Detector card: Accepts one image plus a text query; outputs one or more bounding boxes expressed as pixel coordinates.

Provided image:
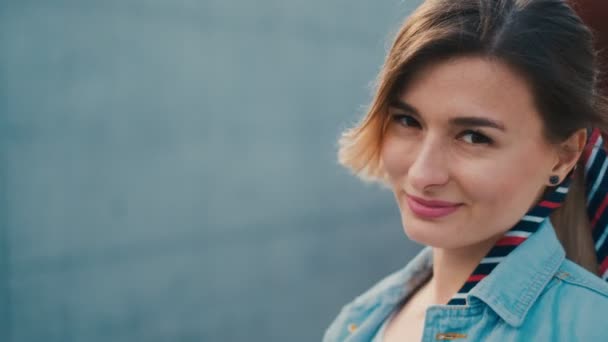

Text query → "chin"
[401,218,469,249]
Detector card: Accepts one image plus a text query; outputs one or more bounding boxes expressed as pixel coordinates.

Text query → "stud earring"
[549,175,560,185]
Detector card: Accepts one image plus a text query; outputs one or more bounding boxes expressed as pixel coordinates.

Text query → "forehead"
[396,56,542,129]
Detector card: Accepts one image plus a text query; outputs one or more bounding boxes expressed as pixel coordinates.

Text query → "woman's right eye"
[391,114,421,128]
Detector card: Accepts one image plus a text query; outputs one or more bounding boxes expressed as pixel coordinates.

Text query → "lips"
[406,194,462,219]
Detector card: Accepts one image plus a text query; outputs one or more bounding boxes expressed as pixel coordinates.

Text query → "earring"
[549,175,560,185]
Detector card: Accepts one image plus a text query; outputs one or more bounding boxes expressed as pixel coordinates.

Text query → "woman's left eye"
[459,130,493,145]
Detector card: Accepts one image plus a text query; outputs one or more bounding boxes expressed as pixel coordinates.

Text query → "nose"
[408,135,450,192]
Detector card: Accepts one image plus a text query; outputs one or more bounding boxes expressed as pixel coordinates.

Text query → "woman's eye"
[392,114,421,128]
[460,130,493,145]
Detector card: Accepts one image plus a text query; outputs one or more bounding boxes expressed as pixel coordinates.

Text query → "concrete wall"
[0,1,423,341]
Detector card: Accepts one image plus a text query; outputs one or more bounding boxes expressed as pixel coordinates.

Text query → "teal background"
[0,0,423,341]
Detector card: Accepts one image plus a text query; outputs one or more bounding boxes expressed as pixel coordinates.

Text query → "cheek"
[461,152,546,219]
[381,135,413,182]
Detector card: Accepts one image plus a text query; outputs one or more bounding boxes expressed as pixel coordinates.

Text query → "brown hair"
[338,0,608,273]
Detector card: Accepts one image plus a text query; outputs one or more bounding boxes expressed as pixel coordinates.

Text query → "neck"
[426,235,503,305]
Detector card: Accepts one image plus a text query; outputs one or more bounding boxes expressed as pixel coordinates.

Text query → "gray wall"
[0,0,423,341]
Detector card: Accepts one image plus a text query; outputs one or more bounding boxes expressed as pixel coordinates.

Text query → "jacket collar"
[348,219,565,328]
[468,218,565,327]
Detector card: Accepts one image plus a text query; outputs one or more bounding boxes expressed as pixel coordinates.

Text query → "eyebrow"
[389,99,506,132]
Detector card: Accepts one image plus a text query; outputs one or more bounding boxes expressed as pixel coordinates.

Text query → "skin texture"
[382,56,579,251]
[379,56,586,342]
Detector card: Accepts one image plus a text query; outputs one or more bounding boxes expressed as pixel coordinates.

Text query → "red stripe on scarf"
[495,236,526,246]
[467,274,487,282]
[591,195,608,229]
[539,200,561,209]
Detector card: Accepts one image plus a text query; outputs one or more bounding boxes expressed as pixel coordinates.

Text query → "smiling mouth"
[405,194,463,219]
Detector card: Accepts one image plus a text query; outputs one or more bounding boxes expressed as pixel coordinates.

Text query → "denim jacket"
[323,219,608,341]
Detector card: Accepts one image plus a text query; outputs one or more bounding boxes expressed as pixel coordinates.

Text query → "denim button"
[436,332,467,340]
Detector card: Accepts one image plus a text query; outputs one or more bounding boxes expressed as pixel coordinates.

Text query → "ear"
[550,128,587,181]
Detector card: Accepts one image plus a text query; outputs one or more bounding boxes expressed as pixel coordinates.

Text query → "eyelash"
[390,114,494,145]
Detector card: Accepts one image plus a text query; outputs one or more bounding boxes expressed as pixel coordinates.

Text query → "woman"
[324,0,608,341]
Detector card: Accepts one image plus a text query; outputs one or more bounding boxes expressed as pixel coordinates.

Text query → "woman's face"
[381,56,559,250]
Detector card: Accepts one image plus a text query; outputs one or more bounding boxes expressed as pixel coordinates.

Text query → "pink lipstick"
[406,194,462,219]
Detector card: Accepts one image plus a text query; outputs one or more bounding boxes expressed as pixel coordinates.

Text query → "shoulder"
[323,248,432,341]
[555,259,608,301]
[322,267,406,342]
[348,265,411,310]
[530,259,608,338]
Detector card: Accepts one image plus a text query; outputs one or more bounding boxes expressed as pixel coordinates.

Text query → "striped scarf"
[448,127,608,305]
